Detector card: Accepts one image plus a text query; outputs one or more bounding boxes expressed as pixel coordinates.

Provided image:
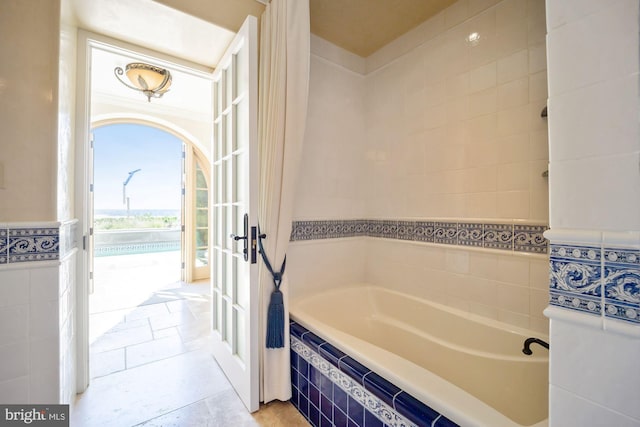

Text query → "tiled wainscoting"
[0,220,78,404]
[291,219,547,254]
[546,230,640,328]
[290,321,458,427]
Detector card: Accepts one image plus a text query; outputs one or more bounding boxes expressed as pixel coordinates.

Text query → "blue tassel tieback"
[266,289,284,348]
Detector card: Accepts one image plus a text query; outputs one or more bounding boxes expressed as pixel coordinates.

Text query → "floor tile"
[91,324,154,353]
[90,348,125,379]
[126,335,187,369]
[73,349,231,427]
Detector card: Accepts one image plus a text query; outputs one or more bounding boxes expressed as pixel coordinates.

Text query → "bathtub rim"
[290,284,549,427]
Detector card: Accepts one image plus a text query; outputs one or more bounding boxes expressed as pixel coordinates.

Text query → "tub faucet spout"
[522,337,549,355]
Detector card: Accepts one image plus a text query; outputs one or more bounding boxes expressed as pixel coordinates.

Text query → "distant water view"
[95,209,181,218]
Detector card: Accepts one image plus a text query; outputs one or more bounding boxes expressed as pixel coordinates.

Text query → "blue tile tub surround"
[8,227,59,263]
[549,244,602,316]
[290,219,548,254]
[290,321,460,427]
[603,248,640,324]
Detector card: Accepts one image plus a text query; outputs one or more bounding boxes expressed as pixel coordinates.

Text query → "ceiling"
[71,0,457,69]
[309,0,457,57]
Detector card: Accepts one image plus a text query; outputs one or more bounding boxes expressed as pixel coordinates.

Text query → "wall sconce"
[114,63,172,102]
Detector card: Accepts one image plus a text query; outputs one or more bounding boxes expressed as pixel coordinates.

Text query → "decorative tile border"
[548,242,640,325]
[0,221,78,267]
[290,219,548,254]
[290,321,459,427]
[8,227,59,263]
[603,248,640,324]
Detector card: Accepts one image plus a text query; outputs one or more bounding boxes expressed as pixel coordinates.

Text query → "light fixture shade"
[114,63,172,102]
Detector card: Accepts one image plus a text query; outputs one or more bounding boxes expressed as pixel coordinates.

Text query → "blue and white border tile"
[290,219,548,255]
[549,244,601,316]
[603,248,640,324]
[545,229,640,331]
[0,227,7,265]
[8,227,59,263]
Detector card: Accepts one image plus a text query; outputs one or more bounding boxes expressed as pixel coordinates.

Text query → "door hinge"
[83,235,86,250]
[181,225,185,232]
[90,227,94,236]
[90,183,94,192]
[181,262,185,269]
[89,271,93,280]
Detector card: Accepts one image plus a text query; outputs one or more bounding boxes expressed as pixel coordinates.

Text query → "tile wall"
[290,321,459,427]
[290,0,550,334]
[364,0,548,221]
[544,0,640,425]
[0,221,77,404]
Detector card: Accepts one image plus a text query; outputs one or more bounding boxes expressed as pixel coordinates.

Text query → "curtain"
[258,0,310,403]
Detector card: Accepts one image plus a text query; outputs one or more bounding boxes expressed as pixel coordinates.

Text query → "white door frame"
[73,30,214,392]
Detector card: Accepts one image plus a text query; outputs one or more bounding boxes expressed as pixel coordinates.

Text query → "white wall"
[545,0,640,425]
[364,0,548,220]
[289,0,551,333]
[288,36,368,301]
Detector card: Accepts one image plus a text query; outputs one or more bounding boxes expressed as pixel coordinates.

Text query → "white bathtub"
[290,285,549,427]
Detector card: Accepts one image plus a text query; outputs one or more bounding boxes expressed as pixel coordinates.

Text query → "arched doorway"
[89,121,211,341]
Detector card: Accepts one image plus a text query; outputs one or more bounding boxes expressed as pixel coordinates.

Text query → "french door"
[210,16,259,412]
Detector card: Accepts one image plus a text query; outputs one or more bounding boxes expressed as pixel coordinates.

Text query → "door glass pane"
[194,162,209,269]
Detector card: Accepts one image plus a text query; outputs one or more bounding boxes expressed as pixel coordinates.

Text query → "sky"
[93,123,182,212]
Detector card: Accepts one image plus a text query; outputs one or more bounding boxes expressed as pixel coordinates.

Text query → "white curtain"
[258,0,310,403]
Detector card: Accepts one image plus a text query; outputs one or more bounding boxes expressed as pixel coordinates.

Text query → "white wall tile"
[550,385,640,427]
[548,74,639,162]
[0,342,29,382]
[0,305,29,345]
[30,266,59,301]
[0,269,29,307]
[547,0,639,97]
[497,49,528,84]
[550,320,640,420]
[29,300,59,339]
[0,377,29,404]
[550,153,640,231]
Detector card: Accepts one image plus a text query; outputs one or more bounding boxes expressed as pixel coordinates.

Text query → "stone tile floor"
[74,253,308,426]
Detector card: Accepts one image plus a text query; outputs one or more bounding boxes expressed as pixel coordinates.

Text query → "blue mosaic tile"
[300,395,310,419]
[365,410,384,427]
[8,227,59,263]
[413,221,434,242]
[320,413,332,427]
[348,395,365,426]
[302,331,326,352]
[320,373,333,399]
[310,383,321,409]
[364,372,401,408]
[513,224,548,253]
[321,394,332,421]
[319,343,346,368]
[433,222,457,245]
[394,392,440,427]
[457,223,483,247]
[290,322,307,340]
[603,248,640,324]
[549,244,602,316]
[0,228,7,265]
[339,357,370,385]
[335,407,348,427]
[291,320,447,427]
[309,401,320,426]
[397,221,415,241]
[334,384,348,415]
[483,223,513,250]
[310,365,322,389]
[434,415,460,427]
